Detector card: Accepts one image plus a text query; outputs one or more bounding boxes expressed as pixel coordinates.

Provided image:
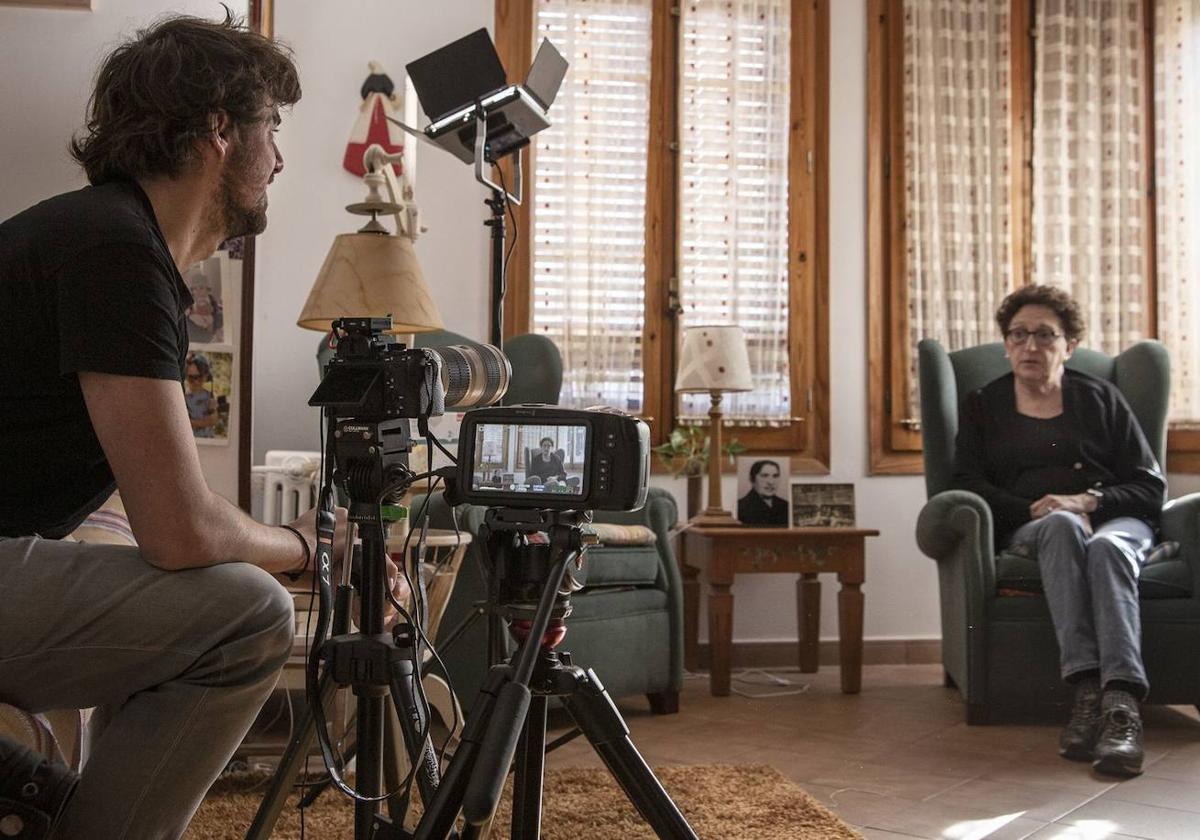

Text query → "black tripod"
[246,419,450,840]
[400,508,698,840]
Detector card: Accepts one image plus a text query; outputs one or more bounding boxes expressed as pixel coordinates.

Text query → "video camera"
[447,404,650,513]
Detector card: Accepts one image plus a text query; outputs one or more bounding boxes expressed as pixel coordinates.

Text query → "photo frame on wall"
[183,251,229,344]
[185,348,235,445]
[733,455,791,527]
[791,483,856,528]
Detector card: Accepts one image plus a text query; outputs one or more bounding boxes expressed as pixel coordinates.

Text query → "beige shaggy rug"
[186,764,862,839]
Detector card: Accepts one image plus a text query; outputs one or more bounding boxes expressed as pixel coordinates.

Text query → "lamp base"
[689,509,739,528]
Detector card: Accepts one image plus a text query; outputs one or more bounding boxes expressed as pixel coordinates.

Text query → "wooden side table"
[682,526,879,696]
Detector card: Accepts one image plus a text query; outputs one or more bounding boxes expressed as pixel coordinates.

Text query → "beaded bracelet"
[280,524,310,581]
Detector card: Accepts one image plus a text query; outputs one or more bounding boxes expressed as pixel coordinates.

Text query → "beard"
[215,143,270,239]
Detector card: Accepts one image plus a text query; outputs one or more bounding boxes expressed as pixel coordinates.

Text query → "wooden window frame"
[496,0,830,473]
[867,0,1199,475]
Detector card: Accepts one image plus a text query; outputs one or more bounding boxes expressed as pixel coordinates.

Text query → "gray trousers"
[1009,511,1154,692]
[0,536,294,840]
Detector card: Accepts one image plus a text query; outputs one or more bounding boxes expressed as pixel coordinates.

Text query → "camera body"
[309,317,445,421]
[448,404,650,512]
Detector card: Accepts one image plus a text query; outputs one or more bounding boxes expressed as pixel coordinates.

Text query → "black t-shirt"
[0,181,191,538]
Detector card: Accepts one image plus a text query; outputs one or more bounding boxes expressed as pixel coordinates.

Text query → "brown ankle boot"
[1092,689,1144,777]
[1058,676,1103,761]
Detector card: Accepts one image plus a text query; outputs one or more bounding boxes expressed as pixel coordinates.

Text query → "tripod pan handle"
[462,681,532,825]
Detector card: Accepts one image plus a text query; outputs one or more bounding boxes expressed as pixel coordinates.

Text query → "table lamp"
[298,143,444,353]
[675,325,754,526]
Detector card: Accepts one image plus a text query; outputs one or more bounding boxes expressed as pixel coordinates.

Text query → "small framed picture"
[183,252,229,345]
[734,456,792,527]
[185,348,234,445]
[791,483,856,527]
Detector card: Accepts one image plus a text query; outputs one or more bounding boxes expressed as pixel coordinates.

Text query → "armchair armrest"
[916,489,998,596]
[915,489,999,706]
[1161,492,1200,594]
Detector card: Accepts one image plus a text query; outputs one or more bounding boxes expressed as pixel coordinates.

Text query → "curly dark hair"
[70,10,301,185]
[994,284,1086,342]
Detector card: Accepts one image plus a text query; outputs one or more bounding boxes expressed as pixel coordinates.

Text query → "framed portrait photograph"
[183,252,229,345]
[791,483,856,528]
[734,455,792,527]
[185,348,234,445]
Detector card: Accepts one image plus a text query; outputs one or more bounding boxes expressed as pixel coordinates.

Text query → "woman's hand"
[1029,493,1098,519]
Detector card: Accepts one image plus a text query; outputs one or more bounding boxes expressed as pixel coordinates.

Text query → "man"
[737,459,789,526]
[0,15,377,839]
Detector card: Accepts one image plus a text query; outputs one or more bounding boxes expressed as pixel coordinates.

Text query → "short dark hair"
[749,459,781,481]
[70,10,301,185]
[539,437,555,447]
[995,284,1085,342]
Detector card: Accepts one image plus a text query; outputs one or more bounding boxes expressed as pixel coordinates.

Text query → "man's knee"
[206,564,295,670]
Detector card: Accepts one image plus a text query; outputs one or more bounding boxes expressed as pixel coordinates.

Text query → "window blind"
[1154,0,1200,424]
[677,0,794,425]
[900,0,1013,423]
[531,0,653,413]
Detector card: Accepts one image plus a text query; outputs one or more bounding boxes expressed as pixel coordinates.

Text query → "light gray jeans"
[1008,511,1155,693]
[0,536,294,840]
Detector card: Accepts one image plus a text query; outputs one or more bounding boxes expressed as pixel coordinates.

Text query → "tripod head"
[478,507,597,652]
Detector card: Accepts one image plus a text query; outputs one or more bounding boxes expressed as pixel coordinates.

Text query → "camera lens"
[430,344,510,409]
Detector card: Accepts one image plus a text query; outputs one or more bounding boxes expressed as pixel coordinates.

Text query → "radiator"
[250,450,321,524]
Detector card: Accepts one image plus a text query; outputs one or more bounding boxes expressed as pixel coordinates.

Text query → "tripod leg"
[245,672,339,840]
[511,695,547,840]
[382,698,412,825]
[560,669,698,840]
[413,666,510,840]
[389,657,444,813]
[355,693,387,838]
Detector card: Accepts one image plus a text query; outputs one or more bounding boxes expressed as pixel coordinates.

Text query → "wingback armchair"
[915,339,1200,724]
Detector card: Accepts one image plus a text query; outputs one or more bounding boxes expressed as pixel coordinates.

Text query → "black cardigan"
[952,369,1165,550]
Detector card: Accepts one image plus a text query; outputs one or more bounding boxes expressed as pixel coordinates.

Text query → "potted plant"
[653,426,746,519]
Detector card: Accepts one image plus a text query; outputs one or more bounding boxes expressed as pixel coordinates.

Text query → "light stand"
[390,110,524,351]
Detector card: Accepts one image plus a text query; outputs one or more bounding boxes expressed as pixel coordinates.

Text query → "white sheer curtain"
[676,0,793,424]
[1032,0,1147,354]
[901,0,1013,421]
[531,0,653,413]
[1155,0,1200,423]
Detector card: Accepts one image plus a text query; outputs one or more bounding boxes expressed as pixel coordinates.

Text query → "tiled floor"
[541,664,1200,840]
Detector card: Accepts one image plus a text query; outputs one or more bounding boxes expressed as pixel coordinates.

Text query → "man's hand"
[1030,493,1098,519]
[279,506,349,584]
[279,507,412,627]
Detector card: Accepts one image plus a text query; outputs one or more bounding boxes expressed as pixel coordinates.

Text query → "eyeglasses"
[1004,327,1064,348]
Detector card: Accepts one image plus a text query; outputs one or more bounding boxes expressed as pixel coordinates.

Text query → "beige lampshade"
[297,232,444,333]
[675,325,754,393]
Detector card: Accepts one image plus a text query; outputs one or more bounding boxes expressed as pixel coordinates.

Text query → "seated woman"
[526,436,567,485]
[952,284,1165,777]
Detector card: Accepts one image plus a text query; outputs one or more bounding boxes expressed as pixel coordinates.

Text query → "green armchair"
[415,487,686,717]
[915,338,1200,724]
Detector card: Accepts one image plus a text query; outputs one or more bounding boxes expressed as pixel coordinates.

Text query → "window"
[497,0,830,469]
[868,0,1200,473]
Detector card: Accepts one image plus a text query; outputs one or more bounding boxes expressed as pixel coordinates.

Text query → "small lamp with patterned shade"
[675,325,754,525]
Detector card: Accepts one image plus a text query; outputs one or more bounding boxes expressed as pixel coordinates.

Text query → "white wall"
[254,2,494,462]
[0,1,235,217]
